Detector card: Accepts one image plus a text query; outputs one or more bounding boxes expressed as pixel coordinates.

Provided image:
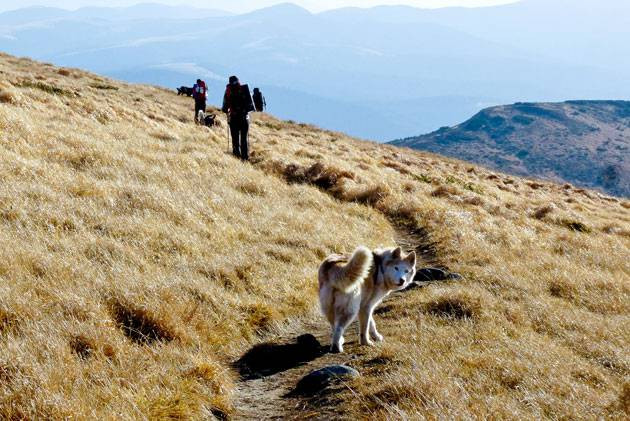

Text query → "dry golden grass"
[1,52,629,419]
[0,53,392,419]
[247,106,629,419]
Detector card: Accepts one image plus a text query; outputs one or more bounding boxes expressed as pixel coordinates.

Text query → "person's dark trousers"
[194,99,206,122]
[230,117,250,160]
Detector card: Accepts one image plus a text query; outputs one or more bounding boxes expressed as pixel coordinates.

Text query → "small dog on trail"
[318,246,416,353]
[196,111,217,127]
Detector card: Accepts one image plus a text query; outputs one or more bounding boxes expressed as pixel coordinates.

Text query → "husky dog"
[318,246,416,353]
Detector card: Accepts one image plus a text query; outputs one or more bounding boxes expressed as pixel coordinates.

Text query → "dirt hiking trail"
[231,219,458,420]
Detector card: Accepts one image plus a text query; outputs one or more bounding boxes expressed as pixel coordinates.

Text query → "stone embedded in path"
[293,365,360,396]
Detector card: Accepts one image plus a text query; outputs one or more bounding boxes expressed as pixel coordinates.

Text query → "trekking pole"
[226,117,230,154]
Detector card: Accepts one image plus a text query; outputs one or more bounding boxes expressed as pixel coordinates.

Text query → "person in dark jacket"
[222,76,254,160]
[252,88,266,112]
[192,79,207,123]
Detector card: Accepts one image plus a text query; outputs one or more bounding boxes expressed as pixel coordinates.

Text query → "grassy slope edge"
[0,53,629,419]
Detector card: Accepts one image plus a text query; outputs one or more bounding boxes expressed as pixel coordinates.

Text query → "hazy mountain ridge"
[0,3,230,23]
[392,101,630,197]
[1,1,630,140]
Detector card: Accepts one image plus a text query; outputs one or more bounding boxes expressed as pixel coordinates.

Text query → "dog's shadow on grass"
[234,334,327,380]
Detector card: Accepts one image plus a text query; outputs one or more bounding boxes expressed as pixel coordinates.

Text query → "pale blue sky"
[1,1,519,13]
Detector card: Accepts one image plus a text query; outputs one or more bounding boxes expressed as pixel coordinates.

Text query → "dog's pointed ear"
[406,251,417,266]
[393,247,402,259]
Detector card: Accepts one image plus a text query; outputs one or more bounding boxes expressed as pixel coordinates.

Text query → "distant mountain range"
[1,1,630,140]
[391,101,630,197]
[0,3,231,22]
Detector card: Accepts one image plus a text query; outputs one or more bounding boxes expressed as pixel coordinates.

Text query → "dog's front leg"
[369,316,384,342]
[359,308,373,346]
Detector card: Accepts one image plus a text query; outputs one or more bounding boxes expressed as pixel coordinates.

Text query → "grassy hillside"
[1,53,629,419]
[392,101,630,197]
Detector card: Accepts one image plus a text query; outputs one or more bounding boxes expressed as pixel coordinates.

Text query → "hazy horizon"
[0,0,519,13]
[2,0,628,140]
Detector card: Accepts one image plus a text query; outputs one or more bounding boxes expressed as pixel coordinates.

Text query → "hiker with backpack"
[253,88,266,112]
[193,79,208,123]
[222,76,255,161]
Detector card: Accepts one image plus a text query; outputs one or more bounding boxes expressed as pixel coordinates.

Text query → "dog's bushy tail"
[330,246,373,293]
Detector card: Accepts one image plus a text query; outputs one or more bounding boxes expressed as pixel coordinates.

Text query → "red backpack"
[195,81,207,98]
